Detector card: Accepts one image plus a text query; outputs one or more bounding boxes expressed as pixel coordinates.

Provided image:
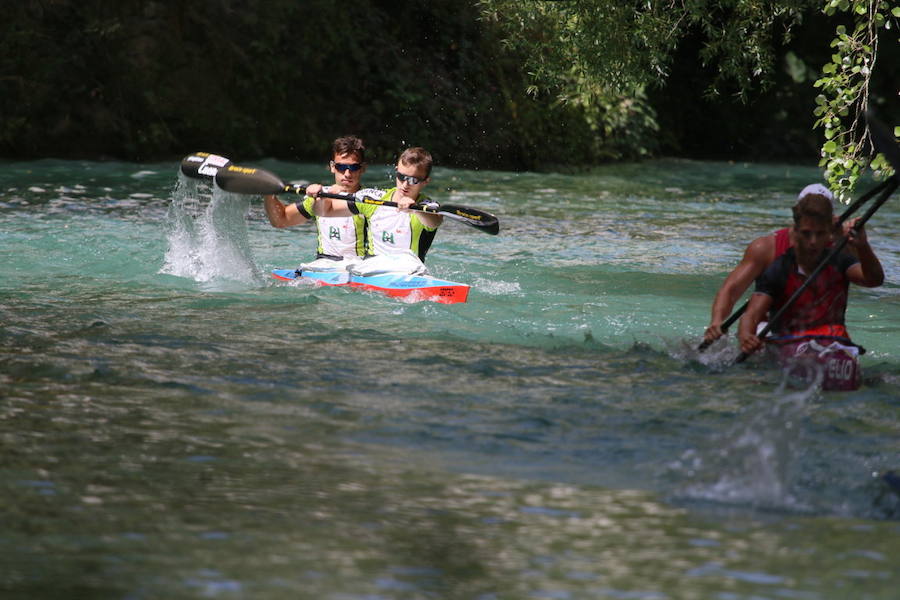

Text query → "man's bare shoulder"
[742,232,777,264]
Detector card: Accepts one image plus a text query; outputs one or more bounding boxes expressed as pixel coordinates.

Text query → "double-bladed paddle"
[733,110,899,364]
[179,152,500,235]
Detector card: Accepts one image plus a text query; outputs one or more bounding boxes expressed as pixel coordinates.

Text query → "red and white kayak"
[768,328,863,391]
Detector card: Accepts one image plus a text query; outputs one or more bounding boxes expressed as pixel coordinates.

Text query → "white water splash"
[668,335,741,369]
[670,370,823,511]
[160,176,263,288]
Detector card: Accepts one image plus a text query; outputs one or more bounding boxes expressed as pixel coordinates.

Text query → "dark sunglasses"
[331,161,363,172]
[395,171,426,185]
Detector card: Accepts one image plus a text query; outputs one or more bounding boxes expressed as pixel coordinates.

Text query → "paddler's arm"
[844,219,884,288]
[395,194,443,229]
[306,184,353,218]
[263,195,309,228]
[704,235,774,343]
[414,210,442,230]
[737,292,773,355]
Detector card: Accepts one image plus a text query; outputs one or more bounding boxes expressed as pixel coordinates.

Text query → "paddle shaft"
[270,181,446,215]
[697,177,892,352]
[264,181,499,232]
[187,155,499,234]
[733,176,898,364]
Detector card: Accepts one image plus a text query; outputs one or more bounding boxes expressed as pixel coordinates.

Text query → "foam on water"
[669,372,823,512]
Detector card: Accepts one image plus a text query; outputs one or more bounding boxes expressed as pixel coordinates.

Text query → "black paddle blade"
[180,152,232,179]
[437,204,500,234]
[214,165,288,195]
[866,110,900,173]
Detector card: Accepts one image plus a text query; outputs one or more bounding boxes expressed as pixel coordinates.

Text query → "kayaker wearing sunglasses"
[307,147,443,270]
[261,135,378,269]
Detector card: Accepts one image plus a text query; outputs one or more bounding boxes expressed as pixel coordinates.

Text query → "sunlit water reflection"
[1,157,898,598]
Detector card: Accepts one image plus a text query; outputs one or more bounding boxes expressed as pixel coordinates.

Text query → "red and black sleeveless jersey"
[773,227,791,258]
[755,247,859,335]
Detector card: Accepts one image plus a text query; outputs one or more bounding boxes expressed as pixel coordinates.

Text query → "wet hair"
[332,135,366,162]
[792,194,833,227]
[398,147,433,176]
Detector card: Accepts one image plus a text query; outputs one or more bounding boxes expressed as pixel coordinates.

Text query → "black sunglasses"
[332,161,363,173]
[395,171,426,185]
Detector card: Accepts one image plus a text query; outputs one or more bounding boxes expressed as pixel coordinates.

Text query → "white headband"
[797,183,834,201]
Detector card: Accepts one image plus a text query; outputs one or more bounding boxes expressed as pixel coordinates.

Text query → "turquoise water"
[2,157,898,599]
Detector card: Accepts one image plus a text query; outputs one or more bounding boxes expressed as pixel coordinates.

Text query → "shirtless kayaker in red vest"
[739,193,884,347]
[703,184,835,345]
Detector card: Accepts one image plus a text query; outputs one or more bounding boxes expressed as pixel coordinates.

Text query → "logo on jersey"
[382,231,395,244]
[329,226,341,240]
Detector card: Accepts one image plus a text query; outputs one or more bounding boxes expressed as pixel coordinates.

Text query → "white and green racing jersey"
[296,186,380,259]
[347,188,439,262]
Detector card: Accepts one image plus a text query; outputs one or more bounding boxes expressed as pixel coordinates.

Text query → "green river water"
[1,157,898,599]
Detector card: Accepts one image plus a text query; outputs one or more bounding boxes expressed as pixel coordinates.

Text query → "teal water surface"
[1,158,899,599]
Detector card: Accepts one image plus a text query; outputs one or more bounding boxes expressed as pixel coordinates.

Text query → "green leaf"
[824,140,838,153]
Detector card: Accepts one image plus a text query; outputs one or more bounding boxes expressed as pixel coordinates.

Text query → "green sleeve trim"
[352,214,367,256]
[295,196,315,220]
[354,202,375,217]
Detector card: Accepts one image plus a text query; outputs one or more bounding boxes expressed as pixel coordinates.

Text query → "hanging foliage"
[814,0,898,201]
[478,0,898,188]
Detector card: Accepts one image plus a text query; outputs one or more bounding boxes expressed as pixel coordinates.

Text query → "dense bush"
[0,1,614,167]
[2,1,896,169]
